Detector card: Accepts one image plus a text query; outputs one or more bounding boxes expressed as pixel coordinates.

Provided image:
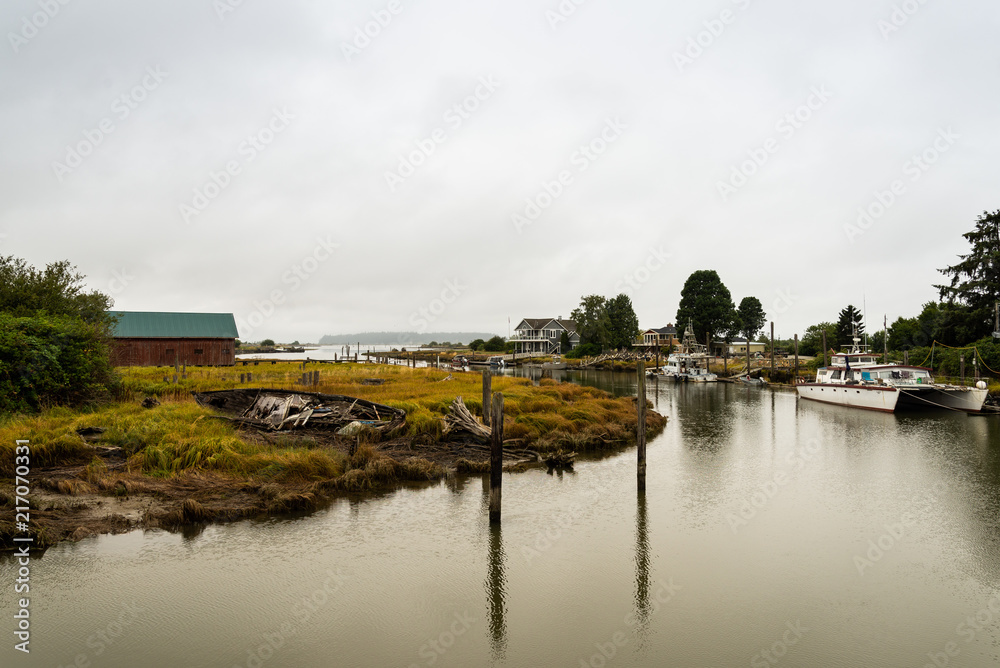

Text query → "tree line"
[0,256,117,413]
[798,211,1000,363]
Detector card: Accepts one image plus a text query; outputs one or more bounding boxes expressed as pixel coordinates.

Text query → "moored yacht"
[796,335,988,413]
[656,321,717,382]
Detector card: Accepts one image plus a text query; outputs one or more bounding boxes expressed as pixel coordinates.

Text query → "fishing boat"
[192,388,406,433]
[659,321,717,382]
[540,355,566,370]
[796,333,988,413]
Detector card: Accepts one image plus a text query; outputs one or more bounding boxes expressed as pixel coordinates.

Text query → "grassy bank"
[0,363,665,548]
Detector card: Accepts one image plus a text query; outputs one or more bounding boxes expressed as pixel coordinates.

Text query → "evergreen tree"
[935,210,1000,341]
[605,293,640,350]
[571,295,610,349]
[736,296,766,342]
[836,305,864,348]
[675,270,736,345]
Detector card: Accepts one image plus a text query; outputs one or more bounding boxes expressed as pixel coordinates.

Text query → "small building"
[712,338,767,357]
[109,311,239,367]
[510,317,579,354]
[639,325,679,349]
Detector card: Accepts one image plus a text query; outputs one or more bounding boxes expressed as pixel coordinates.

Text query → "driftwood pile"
[440,397,540,465]
[580,350,656,367]
[442,396,491,442]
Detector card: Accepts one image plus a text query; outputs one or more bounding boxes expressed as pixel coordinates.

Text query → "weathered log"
[442,396,492,441]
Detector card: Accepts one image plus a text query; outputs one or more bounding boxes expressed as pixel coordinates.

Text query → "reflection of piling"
[487,523,507,660]
[489,392,504,524]
[634,492,650,635]
[637,361,647,492]
[482,370,492,427]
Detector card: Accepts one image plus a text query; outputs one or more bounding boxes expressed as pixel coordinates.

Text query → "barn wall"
[111,338,236,367]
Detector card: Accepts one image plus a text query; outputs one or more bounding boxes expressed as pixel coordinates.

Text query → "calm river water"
[4,372,1000,667]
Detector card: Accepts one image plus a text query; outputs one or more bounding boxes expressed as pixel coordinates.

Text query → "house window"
[223,349,230,355]
[165,348,174,356]
[194,349,204,355]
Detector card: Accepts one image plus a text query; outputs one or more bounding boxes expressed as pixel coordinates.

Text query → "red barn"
[110,311,239,367]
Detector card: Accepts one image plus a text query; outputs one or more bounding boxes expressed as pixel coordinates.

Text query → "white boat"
[660,321,717,383]
[796,334,988,413]
[540,355,566,370]
[742,375,768,386]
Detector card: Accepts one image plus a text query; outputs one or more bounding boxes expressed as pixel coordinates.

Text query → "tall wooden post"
[747,335,751,378]
[960,354,965,384]
[770,322,775,374]
[489,392,504,524]
[482,369,492,427]
[904,350,909,366]
[793,334,799,383]
[637,361,647,492]
[822,331,828,367]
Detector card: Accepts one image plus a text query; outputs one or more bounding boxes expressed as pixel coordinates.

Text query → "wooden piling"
[637,361,646,492]
[489,392,504,524]
[247,372,252,382]
[793,335,799,382]
[770,322,775,374]
[960,354,965,384]
[240,373,245,383]
[904,350,909,366]
[822,331,827,367]
[482,369,492,427]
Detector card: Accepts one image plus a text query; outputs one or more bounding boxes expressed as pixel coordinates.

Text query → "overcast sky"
[2,0,997,342]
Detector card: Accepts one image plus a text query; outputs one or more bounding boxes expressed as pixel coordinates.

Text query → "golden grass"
[0,362,665,487]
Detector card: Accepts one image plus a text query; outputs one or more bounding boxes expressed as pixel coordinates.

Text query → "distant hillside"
[318,331,501,346]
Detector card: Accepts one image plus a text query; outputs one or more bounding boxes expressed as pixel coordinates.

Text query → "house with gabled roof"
[510,317,579,354]
[109,311,239,366]
[640,325,679,349]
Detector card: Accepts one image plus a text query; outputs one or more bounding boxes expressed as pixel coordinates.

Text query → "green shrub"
[0,313,115,414]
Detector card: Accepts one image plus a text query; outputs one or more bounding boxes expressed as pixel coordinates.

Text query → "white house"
[510,318,579,354]
[712,338,767,356]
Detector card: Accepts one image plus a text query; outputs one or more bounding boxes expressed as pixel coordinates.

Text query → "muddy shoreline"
[0,428,593,552]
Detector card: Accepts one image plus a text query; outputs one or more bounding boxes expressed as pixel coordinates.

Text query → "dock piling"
[770,322,775,374]
[489,392,504,524]
[637,361,647,492]
[793,335,799,382]
[482,369,492,427]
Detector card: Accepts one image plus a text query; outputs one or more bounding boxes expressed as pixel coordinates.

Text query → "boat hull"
[796,383,899,412]
[895,386,989,413]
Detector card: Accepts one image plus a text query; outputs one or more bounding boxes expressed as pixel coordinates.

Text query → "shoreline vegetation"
[0,363,665,551]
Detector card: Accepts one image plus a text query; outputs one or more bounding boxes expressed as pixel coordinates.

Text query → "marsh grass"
[0,363,663,488]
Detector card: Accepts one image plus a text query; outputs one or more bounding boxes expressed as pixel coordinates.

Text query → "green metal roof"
[110,311,239,339]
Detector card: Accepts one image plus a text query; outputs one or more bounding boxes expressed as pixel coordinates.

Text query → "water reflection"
[633,492,650,648]
[485,523,507,662]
